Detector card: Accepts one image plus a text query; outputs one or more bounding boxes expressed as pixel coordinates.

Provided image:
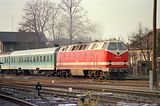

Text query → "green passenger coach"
[0,53,10,70]
[0,47,58,75]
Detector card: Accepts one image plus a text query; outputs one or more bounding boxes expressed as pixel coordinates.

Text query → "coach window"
[25,57,27,62]
[14,57,16,63]
[43,56,46,62]
[27,56,31,63]
[36,56,39,62]
[17,57,18,63]
[18,57,20,63]
[24,57,26,62]
[26,57,29,63]
[20,57,22,63]
[21,57,23,62]
[23,57,24,63]
[51,55,52,62]
[19,57,21,63]
[4,58,6,63]
[24,57,26,63]
[13,57,14,63]
[7,58,8,63]
[6,58,8,63]
[33,57,35,62]
[13,57,15,63]
[10,57,12,63]
[25,57,29,63]
[30,57,32,62]
[28,57,30,62]
[47,55,49,62]
[17,57,19,63]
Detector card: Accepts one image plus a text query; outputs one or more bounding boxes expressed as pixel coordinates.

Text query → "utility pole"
[152,0,157,89]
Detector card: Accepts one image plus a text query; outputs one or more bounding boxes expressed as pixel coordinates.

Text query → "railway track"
[0,90,36,106]
[0,82,159,104]
[1,75,149,87]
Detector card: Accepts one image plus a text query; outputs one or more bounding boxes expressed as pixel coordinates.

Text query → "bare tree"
[19,0,97,46]
[19,0,56,48]
[47,3,66,43]
[19,0,52,33]
[130,23,152,74]
[59,0,96,44]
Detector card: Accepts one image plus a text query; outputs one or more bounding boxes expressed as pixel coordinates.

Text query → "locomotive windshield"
[107,42,127,50]
[108,42,117,50]
[118,42,127,50]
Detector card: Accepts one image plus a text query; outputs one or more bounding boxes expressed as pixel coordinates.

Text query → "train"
[0,40,128,79]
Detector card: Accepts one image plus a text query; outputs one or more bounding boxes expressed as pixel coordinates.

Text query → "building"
[129,29,160,75]
[0,32,48,53]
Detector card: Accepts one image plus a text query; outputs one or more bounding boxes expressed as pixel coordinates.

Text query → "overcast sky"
[0,0,159,41]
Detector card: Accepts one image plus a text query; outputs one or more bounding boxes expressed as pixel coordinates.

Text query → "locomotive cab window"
[108,42,117,50]
[118,42,127,50]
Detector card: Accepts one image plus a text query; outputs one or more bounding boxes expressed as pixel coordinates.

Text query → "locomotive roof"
[10,47,58,56]
[65,40,122,46]
[59,40,123,51]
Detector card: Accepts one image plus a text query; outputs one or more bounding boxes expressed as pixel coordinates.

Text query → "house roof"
[129,29,160,50]
[0,32,48,43]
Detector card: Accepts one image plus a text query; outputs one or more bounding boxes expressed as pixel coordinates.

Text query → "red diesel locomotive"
[56,40,128,79]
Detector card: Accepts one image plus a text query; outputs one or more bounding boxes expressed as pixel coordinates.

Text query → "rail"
[0,92,37,106]
[0,83,159,104]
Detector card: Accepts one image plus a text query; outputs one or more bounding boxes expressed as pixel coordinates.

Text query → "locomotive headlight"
[109,60,112,65]
[117,52,120,55]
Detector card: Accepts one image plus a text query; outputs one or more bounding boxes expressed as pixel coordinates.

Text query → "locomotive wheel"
[65,70,71,78]
[99,71,105,79]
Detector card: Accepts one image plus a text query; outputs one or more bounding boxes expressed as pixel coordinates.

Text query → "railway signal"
[36,82,42,97]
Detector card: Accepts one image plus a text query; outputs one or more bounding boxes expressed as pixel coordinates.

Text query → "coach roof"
[10,47,58,56]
